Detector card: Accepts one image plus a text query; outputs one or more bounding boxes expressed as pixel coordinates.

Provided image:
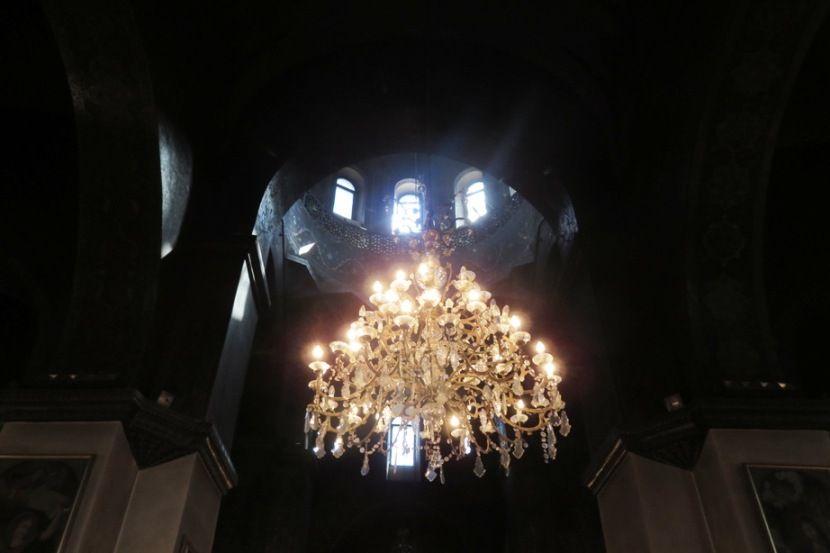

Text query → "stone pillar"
[596,451,714,553]
[0,422,137,553]
[593,426,830,553]
[695,429,830,553]
[115,453,222,553]
[0,391,236,553]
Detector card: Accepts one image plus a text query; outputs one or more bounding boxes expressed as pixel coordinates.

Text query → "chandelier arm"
[500,417,549,433]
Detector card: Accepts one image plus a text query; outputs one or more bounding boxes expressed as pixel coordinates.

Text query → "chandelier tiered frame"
[305,256,570,481]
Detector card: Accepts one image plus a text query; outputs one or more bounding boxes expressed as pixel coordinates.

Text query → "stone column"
[590,401,830,553]
[0,391,236,553]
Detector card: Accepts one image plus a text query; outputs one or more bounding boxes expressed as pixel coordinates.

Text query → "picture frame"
[0,455,94,553]
[747,463,830,553]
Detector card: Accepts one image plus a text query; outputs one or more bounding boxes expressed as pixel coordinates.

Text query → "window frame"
[386,416,421,481]
[332,177,356,220]
[464,180,488,223]
[454,169,489,227]
[391,178,425,235]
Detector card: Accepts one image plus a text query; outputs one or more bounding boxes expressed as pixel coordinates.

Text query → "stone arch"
[182,38,613,247]
[40,0,162,382]
[764,12,830,392]
[687,0,830,388]
[0,0,78,380]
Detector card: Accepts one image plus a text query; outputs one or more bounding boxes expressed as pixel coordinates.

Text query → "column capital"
[0,387,237,494]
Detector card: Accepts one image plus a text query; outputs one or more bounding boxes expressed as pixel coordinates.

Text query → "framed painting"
[0,455,93,553]
[747,464,830,553]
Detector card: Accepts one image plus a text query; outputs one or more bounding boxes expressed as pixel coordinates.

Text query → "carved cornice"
[0,388,238,494]
[586,398,830,494]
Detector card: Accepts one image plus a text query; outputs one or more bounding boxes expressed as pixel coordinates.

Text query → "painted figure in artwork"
[0,460,87,553]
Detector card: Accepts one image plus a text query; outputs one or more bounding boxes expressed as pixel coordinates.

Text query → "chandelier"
[304,250,570,482]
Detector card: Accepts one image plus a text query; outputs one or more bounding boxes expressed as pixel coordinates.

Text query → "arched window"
[391,179,423,234]
[454,169,488,227]
[386,416,420,480]
[465,181,487,222]
[332,177,356,219]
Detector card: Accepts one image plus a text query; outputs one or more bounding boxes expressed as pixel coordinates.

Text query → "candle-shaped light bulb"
[395,269,406,281]
[401,300,413,313]
[516,399,525,410]
[449,414,460,428]
[468,289,481,301]
[349,341,362,352]
[510,315,521,329]
[421,288,440,306]
[418,262,429,275]
[372,280,383,294]
[535,341,546,354]
[312,345,324,359]
[544,361,556,378]
[384,289,399,303]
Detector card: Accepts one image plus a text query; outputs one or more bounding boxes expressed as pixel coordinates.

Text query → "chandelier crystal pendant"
[304,255,570,481]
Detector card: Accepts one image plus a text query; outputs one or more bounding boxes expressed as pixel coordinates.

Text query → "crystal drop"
[315,446,326,459]
[513,438,525,459]
[360,455,370,476]
[549,443,557,460]
[304,412,311,433]
[473,454,486,478]
[439,467,446,484]
[425,466,437,482]
[560,412,571,437]
[304,432,309,450]
[500,449,510,471]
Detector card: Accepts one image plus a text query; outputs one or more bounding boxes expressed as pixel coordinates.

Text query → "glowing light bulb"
[544,362,556,378]
[468,289,481,301]
[535,341,545,354]
[516,399,525,410]
[510,315,521,329]
[418,262,429,275]
[449,415,460,428]
[349,341,362,352]
[346,328,356,341]
[401,300,413,313]
[395,269,406,281]
[312,345,324,359]
[421,288,440,305]
[384,289,399,303]
[372,281,383,294]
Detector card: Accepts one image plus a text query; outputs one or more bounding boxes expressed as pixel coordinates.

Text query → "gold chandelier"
[304,254,570,481]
